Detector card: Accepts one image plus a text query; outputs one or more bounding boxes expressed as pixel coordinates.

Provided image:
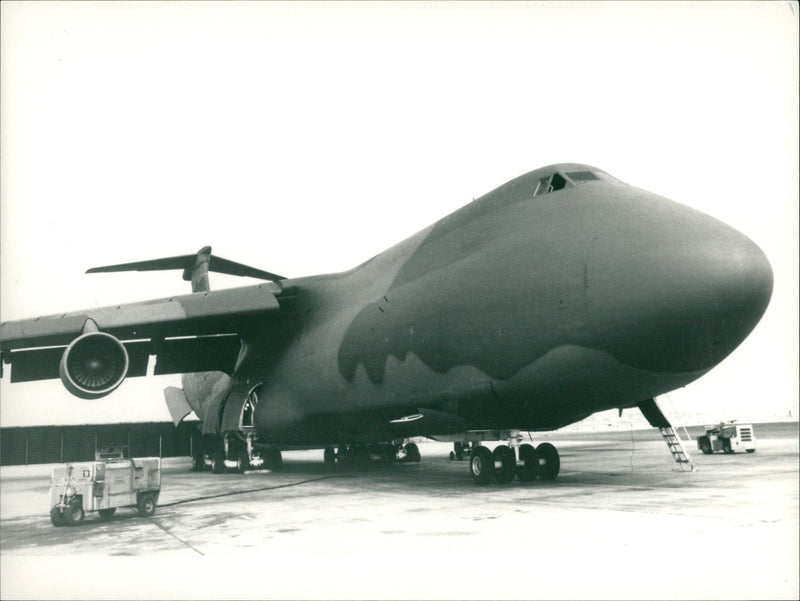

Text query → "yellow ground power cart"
[49,458,161,526]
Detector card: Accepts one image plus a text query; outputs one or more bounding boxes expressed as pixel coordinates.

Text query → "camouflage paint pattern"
[0,164,773,446]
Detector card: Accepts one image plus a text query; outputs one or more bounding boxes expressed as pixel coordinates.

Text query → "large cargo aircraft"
[0,164,773,484]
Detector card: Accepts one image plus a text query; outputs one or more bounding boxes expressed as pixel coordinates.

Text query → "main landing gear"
[193,432,282,474]
[464,431,560,486]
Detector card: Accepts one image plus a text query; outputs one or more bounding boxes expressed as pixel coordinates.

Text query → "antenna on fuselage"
[86,246,286,292]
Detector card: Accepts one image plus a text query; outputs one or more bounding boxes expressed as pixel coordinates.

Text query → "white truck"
[697,421,756,455]
[49,458,161,526]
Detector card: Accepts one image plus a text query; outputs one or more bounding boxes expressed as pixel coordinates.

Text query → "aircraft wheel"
[50,506,66,527]
[699,438,713,455]
[404,442,421,463]
[212,449,226,474]
[62,499,85,526]
[264,447,283,471]
[98,508,116,520]
[324,445,336,468]
[722,439,734,454]
[352,444,370,470]
[236,449,250,474]
[470,446,494,485]
[337,445,352,466]
[536,443,560,481]
[517,443,539,482]
[381,443,397,466]
[137,493,157,517]
[493,446,516,484]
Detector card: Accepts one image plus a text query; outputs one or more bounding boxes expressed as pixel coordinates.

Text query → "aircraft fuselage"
[244,164,772,444]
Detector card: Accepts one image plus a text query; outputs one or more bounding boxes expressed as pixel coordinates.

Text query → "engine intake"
[59,332,129,399]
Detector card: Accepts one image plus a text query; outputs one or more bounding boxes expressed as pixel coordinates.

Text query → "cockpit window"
[566,171,599,183]
[534,170,599,197]
[534,172,568,196]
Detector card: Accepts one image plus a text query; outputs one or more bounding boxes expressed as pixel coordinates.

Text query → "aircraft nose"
[588,195,773,373]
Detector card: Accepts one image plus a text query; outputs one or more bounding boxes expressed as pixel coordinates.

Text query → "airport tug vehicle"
[49,457,161,526]
[696,421,756,455]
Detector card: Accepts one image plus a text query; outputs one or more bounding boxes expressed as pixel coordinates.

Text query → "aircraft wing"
[0,284,280,384]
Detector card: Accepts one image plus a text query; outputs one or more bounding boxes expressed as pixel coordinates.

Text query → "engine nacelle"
[59,332,129,399]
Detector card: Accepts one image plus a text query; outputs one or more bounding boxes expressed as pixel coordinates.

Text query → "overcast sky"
[1,1,797,428]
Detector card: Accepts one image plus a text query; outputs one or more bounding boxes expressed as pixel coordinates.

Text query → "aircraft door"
[220,383,264,432]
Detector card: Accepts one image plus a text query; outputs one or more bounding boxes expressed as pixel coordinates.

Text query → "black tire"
[404,442,421,463]
[746,449,756,454]
[137,493,157,517]
[265,447,283,471]
[352,444,370,471]
[50,506,66,527]
[722,439,734,454]
[517,443,539,482]
[493,446,517,484]
[98,508,117,520]
[62,499,85,526]
[470,446,494,485]
[699,437,713,455]
[381,443,396,466]
[236,449,250,474]
[536,443,560,481]
[212,449,226,474]
[324,445,336,468]
[192,451,206,471]
[336,445,351,467]
[449,451,456,461]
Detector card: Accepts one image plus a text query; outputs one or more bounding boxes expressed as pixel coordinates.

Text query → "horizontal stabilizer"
[87,246,285,283]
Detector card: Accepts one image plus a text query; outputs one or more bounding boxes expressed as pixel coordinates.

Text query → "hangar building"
[0,421,199,466]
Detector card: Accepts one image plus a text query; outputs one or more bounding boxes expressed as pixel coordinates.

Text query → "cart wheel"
[137,493,157,517]
[98,508,117,520]
[746,449,756,453]
[62,499,85,526]
[50,506,66,527]
[722,439,734,454]
[699,438,713,455]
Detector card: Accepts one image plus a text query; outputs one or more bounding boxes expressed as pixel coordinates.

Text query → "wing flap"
[4,335,241,384]
[6,341,150,383]
[0,284,280,351]
[153,335,241,375]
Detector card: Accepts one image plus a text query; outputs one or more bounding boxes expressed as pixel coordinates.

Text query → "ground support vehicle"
[49,458,161,526]
[697,422,756,454]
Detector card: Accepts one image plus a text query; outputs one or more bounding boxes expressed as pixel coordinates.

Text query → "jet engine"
[59,332,129,399]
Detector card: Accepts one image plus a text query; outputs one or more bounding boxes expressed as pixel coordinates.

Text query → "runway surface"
[1,422,797,600]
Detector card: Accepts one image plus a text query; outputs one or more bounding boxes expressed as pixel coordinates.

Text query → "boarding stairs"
[658,426,695,471]
[638,398,695,472]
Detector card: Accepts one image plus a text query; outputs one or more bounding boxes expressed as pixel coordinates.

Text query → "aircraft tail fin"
[87,246,285,292]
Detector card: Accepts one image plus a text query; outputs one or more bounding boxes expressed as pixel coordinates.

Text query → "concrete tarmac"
[1,422,797,600]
